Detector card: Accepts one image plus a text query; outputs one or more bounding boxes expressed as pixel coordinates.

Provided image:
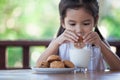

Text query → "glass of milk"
[69,43,92,72]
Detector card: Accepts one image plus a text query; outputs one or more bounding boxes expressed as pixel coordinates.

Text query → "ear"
[60,18,66,29]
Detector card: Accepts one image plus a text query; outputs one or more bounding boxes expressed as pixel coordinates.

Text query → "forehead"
[65,8,93,21]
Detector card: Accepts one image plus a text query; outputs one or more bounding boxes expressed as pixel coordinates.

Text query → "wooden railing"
[0,40,51,70]
[108,40,120,58]
[0,40,120,70]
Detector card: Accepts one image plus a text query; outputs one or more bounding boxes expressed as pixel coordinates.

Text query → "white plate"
[31,67,75,73]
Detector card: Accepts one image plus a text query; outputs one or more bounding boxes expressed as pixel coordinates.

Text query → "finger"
[64,33,77,42]
[65,36,75,43]
[65,30,78,41]
[83,32,94,42]
[65,30,79,40]
[86,36,97,44]
[83,31,92,39]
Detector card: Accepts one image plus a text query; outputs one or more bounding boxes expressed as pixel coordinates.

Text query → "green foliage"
[30,46,46,66]
[0,0,59,40]
[101,8,120,40]
[7,47,22,68]
[0,0,60,68]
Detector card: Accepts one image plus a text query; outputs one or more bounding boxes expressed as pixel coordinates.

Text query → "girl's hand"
[83,31,102,47]
[56,29,79,45]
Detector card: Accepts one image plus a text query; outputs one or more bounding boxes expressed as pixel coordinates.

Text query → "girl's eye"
[69,23,76,26]
[83,23,90,25]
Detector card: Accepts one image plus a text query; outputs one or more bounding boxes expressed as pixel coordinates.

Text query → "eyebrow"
[68,19,91,22]
[68,20,75,22]
[82,19,91,22]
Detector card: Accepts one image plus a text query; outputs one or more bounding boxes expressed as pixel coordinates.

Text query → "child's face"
[62,8,96,36]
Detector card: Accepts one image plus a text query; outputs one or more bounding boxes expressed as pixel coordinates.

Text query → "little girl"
[37,0,120,71]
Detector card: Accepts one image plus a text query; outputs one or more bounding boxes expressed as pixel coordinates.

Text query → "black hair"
[57,0,104,40]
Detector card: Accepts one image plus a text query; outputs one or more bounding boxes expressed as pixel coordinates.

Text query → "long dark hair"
[57,0,104,40]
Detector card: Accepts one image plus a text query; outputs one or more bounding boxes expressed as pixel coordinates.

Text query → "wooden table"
[0,69,120,80]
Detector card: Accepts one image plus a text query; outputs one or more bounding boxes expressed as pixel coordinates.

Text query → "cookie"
[78,36,83,43]
[47,55,61,62]
[36,61,49,68]
[63,60,75,68]
[50,61,65,68]
[74,36,85,48]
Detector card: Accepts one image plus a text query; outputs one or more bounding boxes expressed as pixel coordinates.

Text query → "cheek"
[64,24,71,30]
[64,22,75,30]
[84,27,94,33]
[88,24,95,31]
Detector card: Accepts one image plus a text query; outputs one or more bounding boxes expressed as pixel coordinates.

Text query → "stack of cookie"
[36,55,75,68]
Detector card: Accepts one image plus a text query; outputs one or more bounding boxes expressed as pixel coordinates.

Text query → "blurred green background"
[0,0,120,68]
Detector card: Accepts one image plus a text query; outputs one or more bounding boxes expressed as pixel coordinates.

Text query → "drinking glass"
[69,43,92,72]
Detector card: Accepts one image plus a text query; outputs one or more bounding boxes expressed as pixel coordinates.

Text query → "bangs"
[59,0,98,19]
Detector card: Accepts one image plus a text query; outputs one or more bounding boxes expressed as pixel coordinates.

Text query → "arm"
[83,31,120,71]
[36,39,60,65]
[36,29,79,66]
[100,41,120,71]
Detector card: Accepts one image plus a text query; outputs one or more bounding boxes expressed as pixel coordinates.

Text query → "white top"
[59,42,108,71]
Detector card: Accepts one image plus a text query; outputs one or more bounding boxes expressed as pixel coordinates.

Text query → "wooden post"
[116,46,120,58]
[0,46,6,69]
[23,46,30,69]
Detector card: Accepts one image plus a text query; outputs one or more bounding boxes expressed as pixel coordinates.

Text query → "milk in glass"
[69,44,91,68]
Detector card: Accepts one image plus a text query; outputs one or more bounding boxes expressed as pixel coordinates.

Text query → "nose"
[75,25,84,36]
